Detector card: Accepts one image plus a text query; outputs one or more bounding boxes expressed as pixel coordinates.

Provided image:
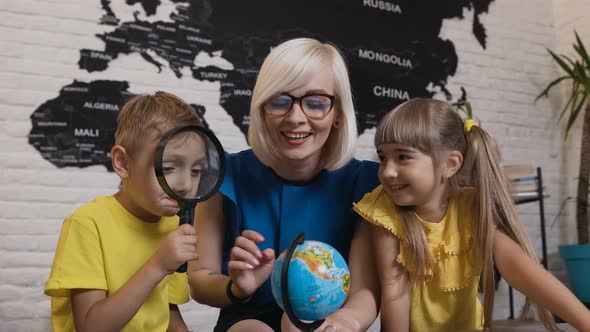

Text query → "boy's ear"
[443,150,463,179]
[111,145,130,178]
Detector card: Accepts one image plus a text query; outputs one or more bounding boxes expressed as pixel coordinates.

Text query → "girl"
[354,98,590,331]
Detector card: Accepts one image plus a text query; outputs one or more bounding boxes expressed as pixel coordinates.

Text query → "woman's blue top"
[219,149,379,305]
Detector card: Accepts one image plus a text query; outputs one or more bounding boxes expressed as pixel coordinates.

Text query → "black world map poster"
[29,0,494,170]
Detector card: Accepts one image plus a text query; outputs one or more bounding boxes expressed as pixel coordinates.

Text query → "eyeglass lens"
[265,94,333,118]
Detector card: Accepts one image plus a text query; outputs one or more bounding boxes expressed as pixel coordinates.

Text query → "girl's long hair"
[374,98,558,330]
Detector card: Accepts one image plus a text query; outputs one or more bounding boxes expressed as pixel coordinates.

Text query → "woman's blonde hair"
[248,38,357,171]
[115,91,203,157]
[375,98,558,330]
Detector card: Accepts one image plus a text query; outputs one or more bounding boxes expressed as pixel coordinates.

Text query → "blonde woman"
[355,98,590,331]
[188,38,381,332]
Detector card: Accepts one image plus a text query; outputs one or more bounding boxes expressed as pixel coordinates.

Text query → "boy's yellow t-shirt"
[44,196,189,332]
[354,186,484,332]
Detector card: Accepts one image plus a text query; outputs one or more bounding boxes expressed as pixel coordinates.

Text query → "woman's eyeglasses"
[263,93,336,119]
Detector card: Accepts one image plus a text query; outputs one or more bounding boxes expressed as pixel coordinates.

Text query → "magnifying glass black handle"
[176,207,194,273]
[177,263,188,273]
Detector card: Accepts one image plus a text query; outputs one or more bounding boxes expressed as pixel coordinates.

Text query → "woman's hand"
[227,230,275,298]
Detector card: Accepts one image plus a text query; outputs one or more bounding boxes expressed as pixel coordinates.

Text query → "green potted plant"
[537,31,590,304]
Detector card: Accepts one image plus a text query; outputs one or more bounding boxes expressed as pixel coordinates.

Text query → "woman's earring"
[333,120,341,128]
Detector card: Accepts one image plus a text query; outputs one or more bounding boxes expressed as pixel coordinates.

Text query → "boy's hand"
[227,230,275,298]
[152,224,199,275]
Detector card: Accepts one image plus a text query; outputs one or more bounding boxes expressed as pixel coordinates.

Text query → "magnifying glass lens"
[155,125,225,273]
[161,130,222,200]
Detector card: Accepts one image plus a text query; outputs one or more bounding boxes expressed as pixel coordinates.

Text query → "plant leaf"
[575,31,590,68]
[565,90,588,137]
[558,83,578,121]
[548,49,575,76]
[578,65,590,92]
[569,82,580,119]
[536,75,569,101]
[563,54,577,68]
[574,63,590,87]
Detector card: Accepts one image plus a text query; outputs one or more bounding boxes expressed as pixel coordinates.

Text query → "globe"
[271,240,350,321]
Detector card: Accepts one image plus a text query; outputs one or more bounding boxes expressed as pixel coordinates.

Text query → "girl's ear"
[443,150,463,179]
[111,145,130,179]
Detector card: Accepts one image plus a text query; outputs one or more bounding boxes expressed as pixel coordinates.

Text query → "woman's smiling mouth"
[281,131,313,139]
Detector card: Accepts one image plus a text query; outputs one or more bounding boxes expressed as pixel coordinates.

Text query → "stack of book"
[503,164,546,202]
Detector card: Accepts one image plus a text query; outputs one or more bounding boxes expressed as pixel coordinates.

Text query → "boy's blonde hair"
[115,91,203,156]
[248,38,357,171]
[375,98,558,331]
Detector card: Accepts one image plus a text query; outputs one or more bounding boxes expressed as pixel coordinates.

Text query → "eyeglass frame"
[262,93,337,120]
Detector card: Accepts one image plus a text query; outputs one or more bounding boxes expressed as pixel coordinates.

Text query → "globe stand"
[281,232,325,332]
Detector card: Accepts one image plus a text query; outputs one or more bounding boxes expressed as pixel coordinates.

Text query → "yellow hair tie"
[464,119,477,134]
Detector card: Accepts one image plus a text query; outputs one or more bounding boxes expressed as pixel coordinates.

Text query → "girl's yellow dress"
[354,186,484,332]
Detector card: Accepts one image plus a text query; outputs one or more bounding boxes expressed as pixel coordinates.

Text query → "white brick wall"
[0,0,588,330]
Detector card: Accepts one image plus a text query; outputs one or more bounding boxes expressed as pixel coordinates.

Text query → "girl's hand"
[315,308,362,332]
[227,230,275,298]
[151,224,199,275]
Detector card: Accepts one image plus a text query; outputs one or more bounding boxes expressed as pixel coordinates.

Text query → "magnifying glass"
[154,125,225,273]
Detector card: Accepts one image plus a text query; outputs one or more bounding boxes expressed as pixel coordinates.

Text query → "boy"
[44,91,201,331]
